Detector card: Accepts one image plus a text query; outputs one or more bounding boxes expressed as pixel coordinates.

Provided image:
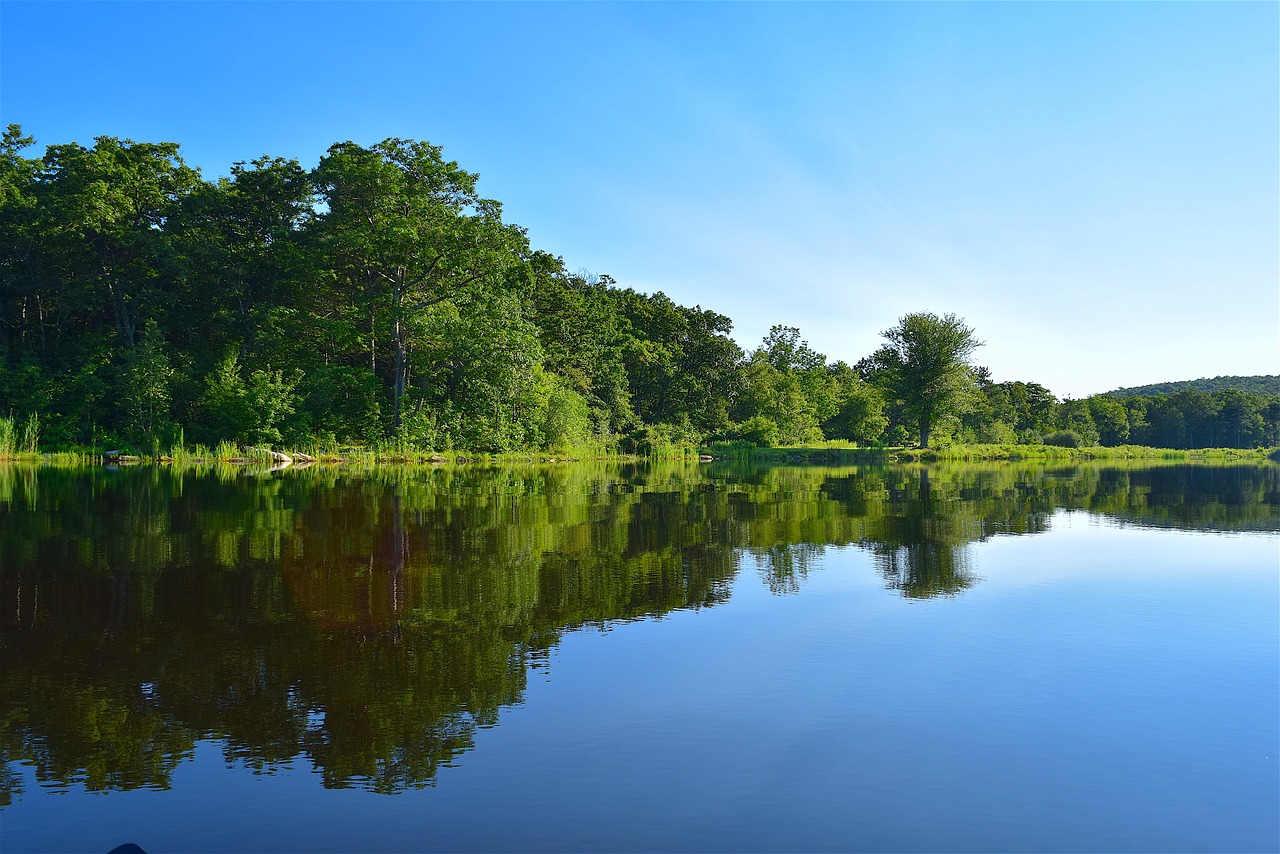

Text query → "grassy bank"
[0,440,698,466]
[1,424,1275,469]
[889,443,1278,463]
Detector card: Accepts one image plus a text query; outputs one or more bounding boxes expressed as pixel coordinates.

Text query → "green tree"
[118,321,175,444]
[1087,395,1130,446]
[1059,398,1100,447]
[613,289,743,436]
[520,260,635,436]
[0,125,43,361]
[1213,389,1264,449]
[734,326,832,445]
[37,136,201,348]
[197,352,300,445]
[871,312,983,448]
[170,156,313,360]
[406,291,547,451]
[1173,388,1220,448]
[821,362,887,445]
[1144,395,1185,448]
[312,139,525,436]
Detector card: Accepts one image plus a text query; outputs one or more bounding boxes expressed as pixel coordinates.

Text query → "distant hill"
[1104,375,1280,398]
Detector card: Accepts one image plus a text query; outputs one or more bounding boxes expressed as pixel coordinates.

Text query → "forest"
[1,126,1277,456]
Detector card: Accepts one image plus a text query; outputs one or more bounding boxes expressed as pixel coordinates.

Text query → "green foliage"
[540,372,596,454]
[118,322,174,443]
[620,422,701,457]
[1087,395,1129,446]
[313,138,525,434]
[1059,399,1100,447]
[1044,429,1084,448]
[724,415,781,447]
[1107,375,1279,398]
[198,353,300,445]
[19,412,38,454]
[869,312,983,448]
[2,125,1274,457]
[409,293,546,452]
[614,289,743,435]
[0,415,14,457]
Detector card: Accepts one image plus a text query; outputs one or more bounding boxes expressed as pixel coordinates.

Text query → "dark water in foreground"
[1,461,1277,853]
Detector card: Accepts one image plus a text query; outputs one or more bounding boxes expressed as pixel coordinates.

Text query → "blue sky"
[2,1,1276,397]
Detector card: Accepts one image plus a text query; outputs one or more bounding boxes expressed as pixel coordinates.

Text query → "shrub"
[727,416,780,448]
[1044,429,1083,448]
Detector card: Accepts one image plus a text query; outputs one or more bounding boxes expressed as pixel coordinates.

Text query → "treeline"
[960,378,1280,451]
[1106,375,1279,398]
[1,126,1277,454]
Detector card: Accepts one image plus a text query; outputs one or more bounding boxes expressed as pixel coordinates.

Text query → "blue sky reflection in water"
[0,464,1277,852]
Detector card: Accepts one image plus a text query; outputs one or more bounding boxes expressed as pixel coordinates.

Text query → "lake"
[1,461,1277,853]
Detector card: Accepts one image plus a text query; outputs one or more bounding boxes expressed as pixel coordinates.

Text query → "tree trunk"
[102,254,136,347]
[392,275,406,433]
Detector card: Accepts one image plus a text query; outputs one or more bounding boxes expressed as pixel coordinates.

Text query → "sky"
[1,1,1276,398]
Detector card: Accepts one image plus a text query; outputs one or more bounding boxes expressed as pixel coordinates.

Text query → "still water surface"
[1,462,1277,852]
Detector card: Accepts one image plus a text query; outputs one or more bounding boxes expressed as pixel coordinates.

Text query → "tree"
[118,321,175,444]
[1212,389,1263,449]
[170,156,313,360]
[822,361,887,445]
[0,125,41,360]
[613,289,743,436]
[312,139,526,435]
[872,312,983,448]
[519,259,635,436]
[1086,394,1129,446]
[198,352,300,445]
[1173,388,1219,448]
[37,136,201,348]
[405,290,547,451]
[1059,397,1100,447]
[734,326,833,445]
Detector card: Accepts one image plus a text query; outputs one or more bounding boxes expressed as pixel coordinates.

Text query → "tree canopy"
[868,312,983,448]
[1,126,1276,455]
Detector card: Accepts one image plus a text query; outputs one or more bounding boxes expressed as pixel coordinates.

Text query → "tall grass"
[20,413,39,455]
[0,416,15,459]
[892,443,1275,463]
[0,414,40,459]
[213,440,240,461]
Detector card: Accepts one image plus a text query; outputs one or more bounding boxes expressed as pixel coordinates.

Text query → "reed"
[0,416,15,459]
[19,413,39,455]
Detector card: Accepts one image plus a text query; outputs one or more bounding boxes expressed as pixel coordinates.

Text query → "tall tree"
[736,326,838,445]
[613,289,742,434]
[312,139,526,434]
[0,125,42,360]
[1086,395,1130,446]
[872,312,982,448]
[170,156,313,359]
[37,136,201,348]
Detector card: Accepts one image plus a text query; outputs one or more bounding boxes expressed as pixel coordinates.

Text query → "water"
[1,462,1277,852]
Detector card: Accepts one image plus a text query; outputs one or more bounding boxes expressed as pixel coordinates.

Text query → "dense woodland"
[1,126,1277,454]
[1105,375,1279,398]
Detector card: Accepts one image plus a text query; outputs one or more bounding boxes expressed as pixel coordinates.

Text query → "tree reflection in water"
[1,461,1275,801]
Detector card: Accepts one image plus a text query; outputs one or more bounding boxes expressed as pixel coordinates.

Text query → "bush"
[620,422,701,457]
[725,416,780,448]
[1044,429,1083,448]
[198,353,301,445]
[541,376,594,454]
